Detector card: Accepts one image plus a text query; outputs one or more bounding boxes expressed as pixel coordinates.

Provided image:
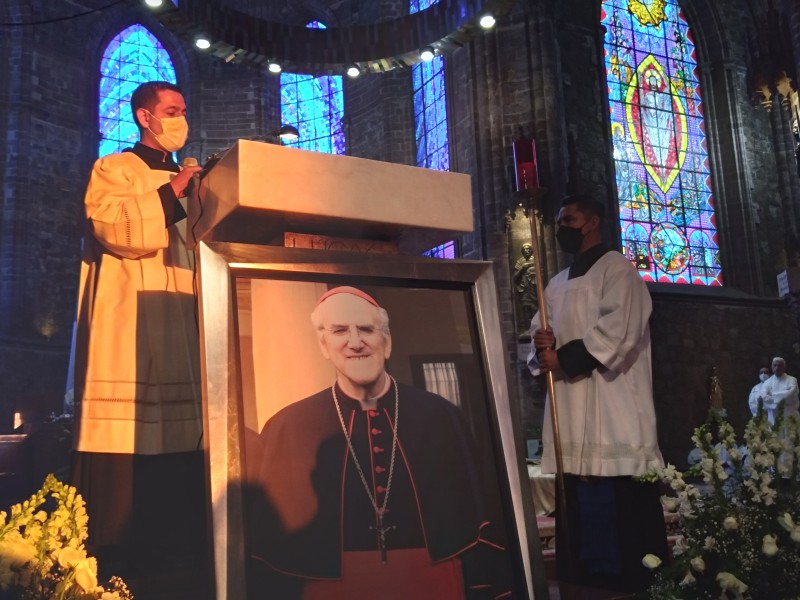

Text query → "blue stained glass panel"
[602,0,722,286]
[280,21,345,155]
[98,24,176,157]
[422,241,456,259]
[411,0,454,257]
[410,0,450,173]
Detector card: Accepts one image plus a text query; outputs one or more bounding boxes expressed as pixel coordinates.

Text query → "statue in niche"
[513,243,538,335]
[708,366,724,411]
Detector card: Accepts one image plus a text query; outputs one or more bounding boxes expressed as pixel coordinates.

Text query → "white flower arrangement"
[643,406,800,599]
[0,474,133,599]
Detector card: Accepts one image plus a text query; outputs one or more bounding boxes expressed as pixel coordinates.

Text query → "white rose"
[717,571,748,593]
[762,533,778,557]
[777,513,795,532]
[723,516,738,531]
[679,569,696,587]
[791,526,800,544]
[661,496,679,512]
[690,556,706,573]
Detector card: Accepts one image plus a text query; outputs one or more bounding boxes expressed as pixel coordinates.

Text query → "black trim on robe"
[124,143,185,226]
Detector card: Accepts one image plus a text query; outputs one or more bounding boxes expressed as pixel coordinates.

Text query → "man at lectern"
[246,286,515,599]
[71,81,206,582]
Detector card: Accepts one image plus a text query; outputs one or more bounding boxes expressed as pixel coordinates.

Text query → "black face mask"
[556,225,584,253]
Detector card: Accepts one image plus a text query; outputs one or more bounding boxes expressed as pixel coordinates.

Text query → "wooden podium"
[188,139,473,252]
[191,141,541,600]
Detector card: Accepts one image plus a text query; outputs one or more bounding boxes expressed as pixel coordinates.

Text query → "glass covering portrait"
[602,0,722,285]
[98,24,177,157]
[280,21,345,155]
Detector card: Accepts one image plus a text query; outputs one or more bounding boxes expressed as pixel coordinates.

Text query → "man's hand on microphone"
[169,160,202,198]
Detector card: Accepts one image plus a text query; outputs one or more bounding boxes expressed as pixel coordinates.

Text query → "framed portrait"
[195,241,541,599]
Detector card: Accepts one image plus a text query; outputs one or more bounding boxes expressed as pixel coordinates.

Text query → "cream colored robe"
[74,152,201,455]
[527,251,664,477]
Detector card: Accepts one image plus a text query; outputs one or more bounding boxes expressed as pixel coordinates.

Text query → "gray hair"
[310,301,391,340]
[772,356,786,365]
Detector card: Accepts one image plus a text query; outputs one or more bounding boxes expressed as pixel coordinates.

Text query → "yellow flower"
[74,556,98,592]
[642,553,662,569]
[0,538,37,588]
[57,546,86,568]
[0,538,36,567]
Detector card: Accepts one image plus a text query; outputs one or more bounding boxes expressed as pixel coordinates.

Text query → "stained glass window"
[422,241,456,259]
[98,24,177,157]
[280,21,345,154]
[410,0,450,171]
[602,0,722,285]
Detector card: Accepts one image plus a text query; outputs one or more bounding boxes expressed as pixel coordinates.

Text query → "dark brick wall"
[650,292,798,467]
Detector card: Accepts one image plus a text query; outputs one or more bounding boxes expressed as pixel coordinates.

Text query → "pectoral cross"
[370,512,396,565]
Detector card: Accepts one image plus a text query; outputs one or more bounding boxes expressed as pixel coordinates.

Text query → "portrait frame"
[195,241,542,599]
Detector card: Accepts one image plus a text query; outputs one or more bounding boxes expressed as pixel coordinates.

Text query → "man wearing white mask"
[760,357,800,421]
[748,365,773,421]
[71,81,206,586]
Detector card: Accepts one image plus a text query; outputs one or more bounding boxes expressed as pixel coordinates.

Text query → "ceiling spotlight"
[195,37,211,50]
[268,61,282,74]
[144,0,163,6]
[479,14,496,29]
[346,64,361,78]
[419,46,435,62]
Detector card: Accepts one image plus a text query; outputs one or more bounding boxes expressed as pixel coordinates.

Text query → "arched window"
[280,21,345,154]
[98,24,177,157]
[602,0,722,285]
[410,0,449,171]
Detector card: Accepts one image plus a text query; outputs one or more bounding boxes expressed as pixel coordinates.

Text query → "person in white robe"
[761,357,799,421]
[527,194,667,595]
[748,366,772,421]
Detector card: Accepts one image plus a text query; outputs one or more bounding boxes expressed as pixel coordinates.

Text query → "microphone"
[182,157,200,197]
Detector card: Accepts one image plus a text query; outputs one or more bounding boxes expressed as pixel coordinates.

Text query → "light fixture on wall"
[346,64,361,78]
[268,61,282,74]
[271,124,299,143]
[479,14,496,29]
[419,46,435,62]
[195,37,211,50]
[144,0,163,7]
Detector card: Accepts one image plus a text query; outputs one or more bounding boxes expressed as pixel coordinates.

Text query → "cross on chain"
[369,511,396,565]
